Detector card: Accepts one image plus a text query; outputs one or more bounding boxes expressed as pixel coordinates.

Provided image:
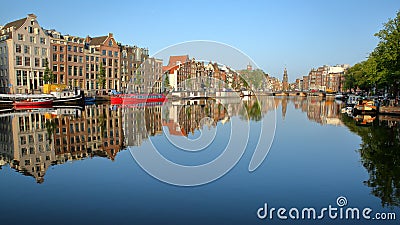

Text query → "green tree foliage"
[97,62,106,89]
[347,11,400,96]
[238,69,267,90]
[43,58,55,84]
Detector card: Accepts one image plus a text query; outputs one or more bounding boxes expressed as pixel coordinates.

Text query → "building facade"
[0,14,50,94]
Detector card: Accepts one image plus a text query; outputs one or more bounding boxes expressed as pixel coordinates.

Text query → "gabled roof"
[1,17,26,32]
[89,36,108,45]
[167,55,189,67]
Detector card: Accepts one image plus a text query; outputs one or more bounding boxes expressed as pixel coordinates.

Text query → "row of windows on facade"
[15,44,47,56]
[53,54,119,67]
[19,132,45,145]
[15,56,46,67]
[16,33,47,45]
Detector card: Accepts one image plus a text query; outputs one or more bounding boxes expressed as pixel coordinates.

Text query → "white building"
[0,14,50,94]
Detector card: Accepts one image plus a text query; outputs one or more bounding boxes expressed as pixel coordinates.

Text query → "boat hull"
[13,100,53,109]
[111,94,166,105]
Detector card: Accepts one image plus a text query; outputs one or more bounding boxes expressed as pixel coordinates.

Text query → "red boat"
[13,99,53,109]
[111,94,166,105]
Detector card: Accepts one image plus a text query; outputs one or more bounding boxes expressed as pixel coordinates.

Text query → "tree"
[43,59,55,84]
[372,10,400,96]
[97,62,106,90]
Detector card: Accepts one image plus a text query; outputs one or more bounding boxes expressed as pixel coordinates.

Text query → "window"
[68,66,72,75]
[16,70,22,85]
[73,66,78,76]
[40,37,46,44]
[79,66,83,76]
[73,55,77,62]
[60,54,64,62]
[114,51,118,57]
[60,64,64,72]
[35,58,40,67]
[68,54,72,62]
[15,44,21,53]
[41,48,47,56]
[18,33,24,41]
[108,51,112,57]
[42,58,46,67]
[73,46,77,52]
[60,46,64,52]
[53,65,57,72]
[24,45,30,54]
[86,56,89,61]
[30,36,35,43]
[52,45,57,52]
[53,54,57,61]
[108,40,113,46]
[28,26,33,33]
[79,47,83,53]
[34,47,39,55]
[102,50,106,56]
[22,71,27,85]
[67,45,72,51]
[16,56,22,65]
[24,57,30,66]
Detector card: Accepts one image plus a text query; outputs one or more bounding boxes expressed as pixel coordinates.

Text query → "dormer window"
[109,40,113,47]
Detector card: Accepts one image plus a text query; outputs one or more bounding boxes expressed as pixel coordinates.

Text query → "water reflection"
[0,96,399,209]
[341,113,400,207]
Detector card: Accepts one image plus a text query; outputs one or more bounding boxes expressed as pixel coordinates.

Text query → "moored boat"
[13,99,53,109]
[353,100,378,115]
[346,94,362,106]
[111,93,166,105]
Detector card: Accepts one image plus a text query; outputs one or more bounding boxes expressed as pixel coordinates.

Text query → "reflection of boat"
[13,99,53,109]
[111,93,166,105]
[341,106,353,114]
[354,114,376,126]
[353,100,378,115]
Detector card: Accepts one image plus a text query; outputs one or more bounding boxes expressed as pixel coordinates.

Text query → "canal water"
[0,96,399,224]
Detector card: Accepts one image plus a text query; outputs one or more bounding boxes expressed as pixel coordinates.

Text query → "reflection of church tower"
[281,97,287,120]
[282,68,289,91]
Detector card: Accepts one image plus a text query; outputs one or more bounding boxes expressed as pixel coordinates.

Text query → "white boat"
[335,93,345,100]
[346,95,361,106]
[50,88,84,104]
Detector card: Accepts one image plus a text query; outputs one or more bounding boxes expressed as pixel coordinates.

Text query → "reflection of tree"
[99,111,107,138]
[239,99,262,121]
[45,119,56,142]
[341,115,400,207]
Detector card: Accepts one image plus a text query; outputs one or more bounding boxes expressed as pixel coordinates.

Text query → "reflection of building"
[0,104,125,183]
[162,100,227,137]
[11,112,55,183]
[123,105,163,146]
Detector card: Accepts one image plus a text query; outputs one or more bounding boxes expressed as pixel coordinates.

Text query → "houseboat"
[346,95,362,106]
[111,93,166,105]
[13,99,53,109]
[353,99,378,115]
[50,88,84,105]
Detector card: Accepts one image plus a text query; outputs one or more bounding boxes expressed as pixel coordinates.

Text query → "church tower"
[282,68,289,91]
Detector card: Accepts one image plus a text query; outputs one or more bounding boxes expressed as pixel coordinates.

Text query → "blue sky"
[1,0,399,82]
